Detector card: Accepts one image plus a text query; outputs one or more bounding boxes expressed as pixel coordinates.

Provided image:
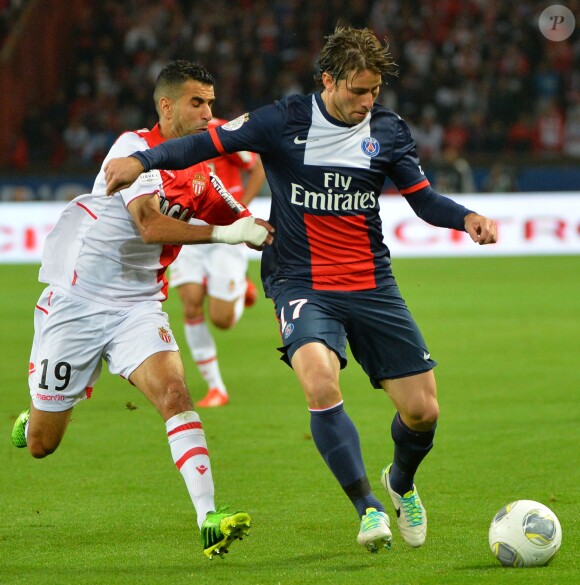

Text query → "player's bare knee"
[207,304,236,329]
[302,375,341,409]
[211,314,235,330]
[27,438,58,459]
[183,304,203,322]
[404,404,439,431]
[162,380,193,415]
[422,404,439,429]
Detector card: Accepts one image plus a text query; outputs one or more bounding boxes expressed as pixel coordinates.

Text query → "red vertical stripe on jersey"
[158,244,180,300]
[304,214,376,291]
[175,447,209,469]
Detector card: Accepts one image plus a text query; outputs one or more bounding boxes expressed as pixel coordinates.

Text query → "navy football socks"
[310,402,384,517]
[389,412,436,495]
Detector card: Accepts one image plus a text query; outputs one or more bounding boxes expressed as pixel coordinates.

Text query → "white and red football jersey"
[39,124,249,305]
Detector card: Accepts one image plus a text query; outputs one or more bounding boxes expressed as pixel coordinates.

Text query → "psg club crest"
[283,323,294,339]
[158,327,172,343]
[361,137,380,158]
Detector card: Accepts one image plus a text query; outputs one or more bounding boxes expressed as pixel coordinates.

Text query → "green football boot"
[11,408,30,448]
[201,507,251,559]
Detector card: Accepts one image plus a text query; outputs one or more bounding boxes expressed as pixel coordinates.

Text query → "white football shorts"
[169,243,248,301]
[29,285,179,412]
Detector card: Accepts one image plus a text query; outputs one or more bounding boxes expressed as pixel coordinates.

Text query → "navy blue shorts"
[271,279,437,388]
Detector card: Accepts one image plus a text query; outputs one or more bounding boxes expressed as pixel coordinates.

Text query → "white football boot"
[356,507,392,553]
[380,464,427,547]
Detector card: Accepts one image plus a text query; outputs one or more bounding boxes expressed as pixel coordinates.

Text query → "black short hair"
[153,61,215,112]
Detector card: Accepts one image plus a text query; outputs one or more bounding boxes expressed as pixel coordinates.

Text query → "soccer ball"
[489,500,562,567]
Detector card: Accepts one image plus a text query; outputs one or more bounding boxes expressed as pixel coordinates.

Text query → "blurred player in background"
[11,60,273,560]
[171,118,266,408]
[105,28,497,554]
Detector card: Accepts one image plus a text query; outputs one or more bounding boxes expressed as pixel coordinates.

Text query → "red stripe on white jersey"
[35,304,48,314]
[167,422,203,437]
[175,447,209,469]
[76,201,98,219]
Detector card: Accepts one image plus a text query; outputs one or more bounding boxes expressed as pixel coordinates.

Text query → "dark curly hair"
[314,26,398,87]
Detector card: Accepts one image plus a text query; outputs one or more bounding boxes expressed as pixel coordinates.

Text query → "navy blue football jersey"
[206,94,429,295]
[133,93,472,296]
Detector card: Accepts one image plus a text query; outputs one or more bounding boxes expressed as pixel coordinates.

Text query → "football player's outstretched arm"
[404,187,497,245]
[106,131,221,195]
[127,194,274,247]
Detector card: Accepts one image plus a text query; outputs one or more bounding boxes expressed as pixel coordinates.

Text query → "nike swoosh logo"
[294,136,319,144]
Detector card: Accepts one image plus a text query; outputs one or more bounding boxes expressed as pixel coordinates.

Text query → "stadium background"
[0,0,578,260]
[0,0,579,196]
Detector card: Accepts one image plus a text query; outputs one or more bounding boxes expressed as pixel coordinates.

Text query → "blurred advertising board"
[0,194,579,263]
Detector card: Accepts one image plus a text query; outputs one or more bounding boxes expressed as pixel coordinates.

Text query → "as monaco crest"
[158,327,172,343]
[191,173,206,196]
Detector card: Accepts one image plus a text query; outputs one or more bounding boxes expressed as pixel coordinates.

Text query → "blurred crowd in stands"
[4,0,580,190]
[0,0,26,48]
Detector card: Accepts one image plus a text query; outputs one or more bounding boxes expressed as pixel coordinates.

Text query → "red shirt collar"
[146,123,166,147]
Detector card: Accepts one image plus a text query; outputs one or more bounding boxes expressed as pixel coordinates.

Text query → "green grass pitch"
[1,256,579,585]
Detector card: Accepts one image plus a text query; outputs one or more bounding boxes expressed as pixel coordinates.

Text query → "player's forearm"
[138,214,269,247]
[404,187,474,231]
[139,214,214,245]
[132,132,220,172]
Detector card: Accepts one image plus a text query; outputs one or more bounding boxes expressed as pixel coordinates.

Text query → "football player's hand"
[464,213,498,245]
[247,218,274,250]
[211,217,274,248]
[104,157,145,195]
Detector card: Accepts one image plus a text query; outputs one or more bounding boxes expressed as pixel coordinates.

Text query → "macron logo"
[196,465,208,475]
[294,136,319,145]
